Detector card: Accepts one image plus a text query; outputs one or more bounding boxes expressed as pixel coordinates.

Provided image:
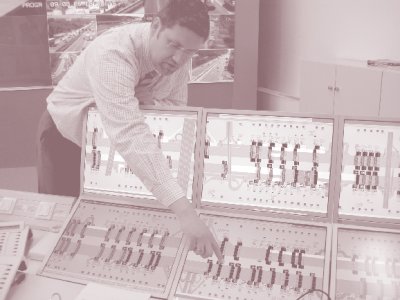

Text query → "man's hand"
[170,198,223,261]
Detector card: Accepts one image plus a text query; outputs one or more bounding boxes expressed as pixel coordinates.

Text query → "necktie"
[136,70,161,105]
[137,70,160,90]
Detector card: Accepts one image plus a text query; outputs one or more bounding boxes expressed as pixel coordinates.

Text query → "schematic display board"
[201,113,334,214]
[83,108,198,200]
[39,199,186,299]
[332,227,400,299]
[339,120,400,220]
[175,214,330,300]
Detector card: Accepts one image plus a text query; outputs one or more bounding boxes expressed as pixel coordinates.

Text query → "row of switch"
[352,171,379,190]
[53,237,164,271]
[337,277,400,299]
[353,150,381,171]
[201,260,318,290]
[93,246,162,270]
[64,221,171,250]
[219,162,320,188]
[217,239,312,269]
[338,255,400,278]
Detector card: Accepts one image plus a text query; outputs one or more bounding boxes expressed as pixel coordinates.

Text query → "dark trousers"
[36,110,81,197]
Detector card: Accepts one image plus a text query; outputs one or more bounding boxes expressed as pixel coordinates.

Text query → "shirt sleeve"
[84,43,185,207]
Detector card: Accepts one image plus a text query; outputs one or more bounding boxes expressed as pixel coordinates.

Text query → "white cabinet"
[333,64,382,116]
[300,60,383,116]
[300,61,335,114]
[380,69,400,118]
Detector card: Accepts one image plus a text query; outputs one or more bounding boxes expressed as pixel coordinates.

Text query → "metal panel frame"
[195,108,340,223]
[38,196,188,299]
[330,223,400,299]
[79,105,203,209]
[333,115,400,229]
[170,208,333,299]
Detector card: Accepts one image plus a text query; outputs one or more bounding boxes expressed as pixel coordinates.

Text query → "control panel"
[0,189,75,232]
[175,213,330,300]
[201,113,334,214]
[332,226,400,299]
[83,108,199,201]
[338,120,400,220]
[39,198,186,299]
[28,107,400,300]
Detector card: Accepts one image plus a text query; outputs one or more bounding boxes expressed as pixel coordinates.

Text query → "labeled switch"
[35,201,55,220]
[0,197,16,214]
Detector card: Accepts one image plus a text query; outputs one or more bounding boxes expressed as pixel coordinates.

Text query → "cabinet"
[300,60,383,116]
[299,61,336,114]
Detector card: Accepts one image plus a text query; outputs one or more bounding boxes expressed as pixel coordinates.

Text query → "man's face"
[149,18,205,75]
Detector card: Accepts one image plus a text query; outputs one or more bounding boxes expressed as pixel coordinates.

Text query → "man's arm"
[84,43,222,261]
[86,46,183,206]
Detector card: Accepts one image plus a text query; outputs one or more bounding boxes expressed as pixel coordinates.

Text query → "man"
[37,0,222,260]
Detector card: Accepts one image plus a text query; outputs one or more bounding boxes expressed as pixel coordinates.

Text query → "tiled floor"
[0,166,37,192]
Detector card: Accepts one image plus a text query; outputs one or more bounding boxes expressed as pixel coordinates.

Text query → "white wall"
[257,0,400,111]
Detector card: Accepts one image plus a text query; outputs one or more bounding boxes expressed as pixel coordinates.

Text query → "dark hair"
[157,0,210,40]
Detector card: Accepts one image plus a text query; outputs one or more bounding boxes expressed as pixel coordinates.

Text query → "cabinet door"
[380,70,400,118]
[300,61,335,114]
[334,65,382,116]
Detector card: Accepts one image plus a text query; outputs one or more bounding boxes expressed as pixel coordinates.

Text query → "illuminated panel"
[40,199,185,298]
[334,228,400,299]
[339,121,400,219]
[83,108,198,200]
[176,214,329,300]
[201,113,334,214]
